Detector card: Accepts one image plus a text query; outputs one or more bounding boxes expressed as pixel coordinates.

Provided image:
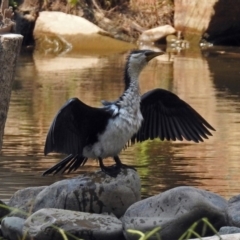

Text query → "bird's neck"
[119,63,141,104]
[124,63,141,91]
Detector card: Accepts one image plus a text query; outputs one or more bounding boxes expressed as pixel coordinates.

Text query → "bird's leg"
[113,156,136,171]
[98,157,121,177]
[98,156,136,177]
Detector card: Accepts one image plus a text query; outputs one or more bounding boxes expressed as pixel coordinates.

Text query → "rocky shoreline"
[2,0,174,48]
[1,169,240,240]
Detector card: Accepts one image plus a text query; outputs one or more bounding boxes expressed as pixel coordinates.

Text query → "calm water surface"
[1,47,240,202]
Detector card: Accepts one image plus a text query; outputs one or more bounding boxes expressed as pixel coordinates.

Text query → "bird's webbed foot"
[100,164,122,177]
[98,156,136,177]
[113,155,136,171]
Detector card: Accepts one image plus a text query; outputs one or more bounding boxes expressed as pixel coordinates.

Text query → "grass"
[127,217,223,240]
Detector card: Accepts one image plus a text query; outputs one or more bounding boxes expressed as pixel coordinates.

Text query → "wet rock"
[23,208,124,240]
[219,226,240,235]
[139,25,176,43]
[227,194,240,227]
[8,186,46,218]
[122,186,228,240]
[33,169,140,218]
[1,216,25,240]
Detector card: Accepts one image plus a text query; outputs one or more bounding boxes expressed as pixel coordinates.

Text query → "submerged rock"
[122,186,228,240]
[23,208,124,240]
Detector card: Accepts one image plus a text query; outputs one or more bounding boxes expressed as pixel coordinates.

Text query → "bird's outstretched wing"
[44,98,111,155]
[131,89,215,143]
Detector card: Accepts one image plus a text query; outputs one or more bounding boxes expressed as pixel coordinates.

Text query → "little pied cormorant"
[43,50,215,177]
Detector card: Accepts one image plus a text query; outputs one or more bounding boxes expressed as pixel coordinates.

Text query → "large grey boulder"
[34,11,135,54]
[23,208,123,240]
[8,186,46,218]
[8,169,140,219]
[174,0,240,46]
[227,194,240,227]
[122,186,228,240]
[32,169,140,218]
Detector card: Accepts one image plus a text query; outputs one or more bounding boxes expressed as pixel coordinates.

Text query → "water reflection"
[1,47,240,202]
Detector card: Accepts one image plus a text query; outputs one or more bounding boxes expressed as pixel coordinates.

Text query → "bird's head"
[126,50,164,80]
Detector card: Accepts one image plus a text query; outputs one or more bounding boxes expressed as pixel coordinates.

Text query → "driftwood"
[0,34,23,152]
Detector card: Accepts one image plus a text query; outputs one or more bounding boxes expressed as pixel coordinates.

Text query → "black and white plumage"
[43,50,215,177]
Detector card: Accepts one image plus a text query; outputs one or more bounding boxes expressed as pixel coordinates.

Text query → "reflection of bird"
[43,50,215,177]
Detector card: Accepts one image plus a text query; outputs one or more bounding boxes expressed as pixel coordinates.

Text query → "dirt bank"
[12,0,174,46]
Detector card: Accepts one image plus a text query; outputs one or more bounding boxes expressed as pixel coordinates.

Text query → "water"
[1,46,240,202]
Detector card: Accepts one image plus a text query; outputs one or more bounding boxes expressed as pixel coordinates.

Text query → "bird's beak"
[145,51,165,62]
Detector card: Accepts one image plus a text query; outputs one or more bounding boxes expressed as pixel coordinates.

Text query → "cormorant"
[43,50,215,177]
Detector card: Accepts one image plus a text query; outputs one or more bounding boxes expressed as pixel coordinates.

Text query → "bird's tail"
[42,154,88,176]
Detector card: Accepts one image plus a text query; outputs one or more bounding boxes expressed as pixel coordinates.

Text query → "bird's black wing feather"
[44,98,112,155]
[131,89,215,143]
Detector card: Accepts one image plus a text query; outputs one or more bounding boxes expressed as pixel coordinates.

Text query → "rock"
[189,233,240,240]
[1,216,25,240]
[0,200,11,219]
[203,1,240,46]
[34,11,110,38]
[227,194,240,227]
[122,186,228,240]
[14,0,42,46]
[174,0,216,43]
[23,208,124,240]
[32,169,140,218]
[14,10,37,46]
[34,11,135,54]
[174,0,240,46]
[219,226,240,235]
[139,25,176,43]
[8,186,46,218]
[0,0,8,14]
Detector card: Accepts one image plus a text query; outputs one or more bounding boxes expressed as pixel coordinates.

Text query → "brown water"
[1,46,240,202]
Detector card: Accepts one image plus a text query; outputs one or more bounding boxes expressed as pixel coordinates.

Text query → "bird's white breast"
[83,93,143,158]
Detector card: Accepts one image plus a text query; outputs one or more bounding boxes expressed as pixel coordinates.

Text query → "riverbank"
[13,0,174,46]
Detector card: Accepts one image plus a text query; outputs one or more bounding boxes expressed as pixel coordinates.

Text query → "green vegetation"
[128,227,161,240]
[0,203,222,240]
[127,218,222,240]
[9,0,18,8]
[179,218,222,240]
